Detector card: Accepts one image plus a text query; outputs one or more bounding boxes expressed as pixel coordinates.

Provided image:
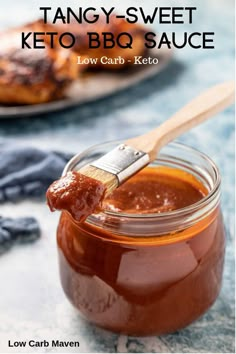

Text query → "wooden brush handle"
[126,81,235,161]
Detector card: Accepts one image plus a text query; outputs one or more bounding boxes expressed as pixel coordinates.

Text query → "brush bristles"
[80,165,119,196]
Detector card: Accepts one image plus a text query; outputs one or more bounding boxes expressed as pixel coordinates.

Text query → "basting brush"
[79,81,235,195]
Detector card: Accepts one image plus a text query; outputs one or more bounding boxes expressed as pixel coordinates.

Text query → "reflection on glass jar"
[57,141,225,336]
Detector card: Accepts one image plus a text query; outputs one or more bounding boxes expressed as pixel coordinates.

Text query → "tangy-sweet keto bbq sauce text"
[56,166,225,336]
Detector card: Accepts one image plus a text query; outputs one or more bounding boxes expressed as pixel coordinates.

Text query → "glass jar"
[57,141,225,336]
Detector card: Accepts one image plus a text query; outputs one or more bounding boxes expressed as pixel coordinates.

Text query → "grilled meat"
[0,15,148,105]
[0,23,79,105]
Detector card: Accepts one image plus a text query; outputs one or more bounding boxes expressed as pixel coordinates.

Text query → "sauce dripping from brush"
[46,171,106,222]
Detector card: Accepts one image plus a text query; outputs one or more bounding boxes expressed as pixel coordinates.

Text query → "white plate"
[0,48,173,118]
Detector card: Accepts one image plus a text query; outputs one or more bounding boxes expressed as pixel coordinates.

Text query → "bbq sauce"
[103,166,206,214]
[55,166,225,335]
[46,171,106,222]
[47,166,206,222]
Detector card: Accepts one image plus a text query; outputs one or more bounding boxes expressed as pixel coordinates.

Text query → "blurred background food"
[0,22,79,104]
[0,14,149,106]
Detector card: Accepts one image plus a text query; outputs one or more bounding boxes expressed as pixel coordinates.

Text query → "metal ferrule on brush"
[90,144,150,184]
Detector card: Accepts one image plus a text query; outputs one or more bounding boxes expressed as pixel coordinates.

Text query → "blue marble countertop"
[0,0,234,353]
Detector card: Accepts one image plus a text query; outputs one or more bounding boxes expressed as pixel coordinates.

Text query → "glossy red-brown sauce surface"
[103,167,205,214]
[57,167,225,335]
[46,171,106,222]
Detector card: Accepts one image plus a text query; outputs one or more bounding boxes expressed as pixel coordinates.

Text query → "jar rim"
[63,140,221,223]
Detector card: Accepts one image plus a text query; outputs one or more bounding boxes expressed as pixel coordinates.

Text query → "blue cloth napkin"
[0,144,73,253]
[0,144,73,202]
[0,216,41,254]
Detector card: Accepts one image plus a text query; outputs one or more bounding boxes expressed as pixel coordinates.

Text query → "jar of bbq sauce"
[57,141,225,336]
